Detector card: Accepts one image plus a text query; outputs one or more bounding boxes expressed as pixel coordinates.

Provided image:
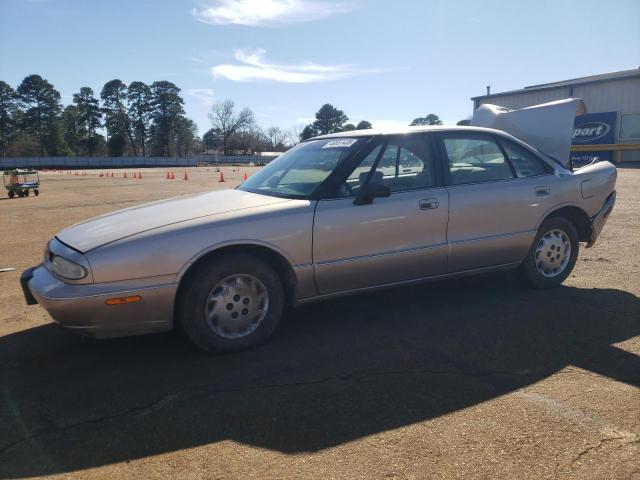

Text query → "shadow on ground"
[1,272,639,478]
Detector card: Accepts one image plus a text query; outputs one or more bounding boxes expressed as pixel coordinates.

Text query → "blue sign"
[571,112,616,166]
[570,151,613,166]
[573,112,617,145]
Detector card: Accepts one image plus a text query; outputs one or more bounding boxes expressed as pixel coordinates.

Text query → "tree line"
[0,75,198,157]
[298,104,443,140]
[203,99,278,156]
[0,74,448,158]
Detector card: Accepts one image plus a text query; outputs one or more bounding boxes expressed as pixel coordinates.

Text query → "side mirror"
[354,181,391,205]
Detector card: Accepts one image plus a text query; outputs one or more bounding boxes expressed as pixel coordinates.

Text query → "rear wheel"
[520,216,579,289]
[178,253,285,352]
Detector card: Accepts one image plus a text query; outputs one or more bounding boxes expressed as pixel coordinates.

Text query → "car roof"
[310,125,506,140]
[306,125,562,170]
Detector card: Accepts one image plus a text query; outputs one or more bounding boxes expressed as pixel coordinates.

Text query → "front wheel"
[178,253,285,352]
[33,189,39,196]
[8,191,15,199]
[520,216,579,289]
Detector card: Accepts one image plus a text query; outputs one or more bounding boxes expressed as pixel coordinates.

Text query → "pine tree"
[16,74,65,156]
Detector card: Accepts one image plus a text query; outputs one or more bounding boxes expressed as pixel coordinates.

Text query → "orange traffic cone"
[183,171,189,180]
[219,172,225,182]
[166,171,170,179]
[171,171,175,180]
[243,172,248,180]
[133,172,138,179]
[124,172,128,178]
[138,172,142,179]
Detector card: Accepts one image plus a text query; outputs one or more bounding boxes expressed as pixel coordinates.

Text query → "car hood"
[56,189,291,253]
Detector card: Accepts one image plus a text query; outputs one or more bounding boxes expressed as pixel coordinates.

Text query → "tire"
[178,253,285,352]
[8,191,14,199]
[520,216,579,289]
[34,189,39,196]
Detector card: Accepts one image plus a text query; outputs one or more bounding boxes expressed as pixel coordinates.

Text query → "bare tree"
[286,124,305,147]
[208,99,255,155]
[266,126,287,151]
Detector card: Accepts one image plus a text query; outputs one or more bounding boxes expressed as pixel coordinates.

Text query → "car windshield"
[236,138,368,199]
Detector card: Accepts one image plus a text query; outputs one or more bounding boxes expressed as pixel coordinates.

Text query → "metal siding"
[476,87,570,110]
[572,78,640,114]
[476,78,640,116]
[575,78,640,161]
[475,76,640,162]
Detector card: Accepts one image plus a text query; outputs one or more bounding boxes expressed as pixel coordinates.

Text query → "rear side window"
[500,140,552,177]
[442,136,513,185]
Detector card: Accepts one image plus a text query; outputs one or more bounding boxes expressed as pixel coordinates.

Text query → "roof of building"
[471,67,640,101]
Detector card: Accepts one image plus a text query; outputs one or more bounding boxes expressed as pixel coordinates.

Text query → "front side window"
[237,137,367,199]
[443,136,513,185]
[338,135,435,196]
[500,139,552,177]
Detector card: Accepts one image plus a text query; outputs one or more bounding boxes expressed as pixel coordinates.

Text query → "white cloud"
[188,88,216,105]
[192,0,353,26]
[211,48,382,83]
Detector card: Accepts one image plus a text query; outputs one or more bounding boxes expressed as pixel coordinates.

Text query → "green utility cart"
[3,169,40,198]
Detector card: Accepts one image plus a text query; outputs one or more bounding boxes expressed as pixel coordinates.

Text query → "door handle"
[535,186,550,196]
[419,198,439,210]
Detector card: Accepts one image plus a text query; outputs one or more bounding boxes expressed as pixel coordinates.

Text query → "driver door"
[312,134,449,295]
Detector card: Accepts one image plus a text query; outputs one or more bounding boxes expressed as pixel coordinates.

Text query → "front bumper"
[587,190,616,248]
[20,267,37,305]
[22,264,177,338]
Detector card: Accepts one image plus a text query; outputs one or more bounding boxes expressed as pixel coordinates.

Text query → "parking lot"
[0,166,638,479]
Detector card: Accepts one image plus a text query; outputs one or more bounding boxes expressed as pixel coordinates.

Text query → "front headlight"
[51,255,88,280]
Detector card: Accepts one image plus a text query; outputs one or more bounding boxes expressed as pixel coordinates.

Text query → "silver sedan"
[22,126,617,352]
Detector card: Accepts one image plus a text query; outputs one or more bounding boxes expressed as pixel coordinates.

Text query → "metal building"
[471,68,640,163]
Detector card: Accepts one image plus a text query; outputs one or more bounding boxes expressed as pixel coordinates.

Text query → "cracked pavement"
[1,167,639,479]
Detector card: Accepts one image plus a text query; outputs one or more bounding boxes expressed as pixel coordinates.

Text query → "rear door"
[438,132,559,272]
[313,134,449,294]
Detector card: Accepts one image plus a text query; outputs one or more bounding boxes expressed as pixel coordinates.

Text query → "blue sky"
[1,0,639,136]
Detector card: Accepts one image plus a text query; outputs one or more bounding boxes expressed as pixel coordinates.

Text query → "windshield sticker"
[322,139,357,148]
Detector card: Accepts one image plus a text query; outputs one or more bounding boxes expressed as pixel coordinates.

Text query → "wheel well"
[545,206,592,242]
[175,244,297,315]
